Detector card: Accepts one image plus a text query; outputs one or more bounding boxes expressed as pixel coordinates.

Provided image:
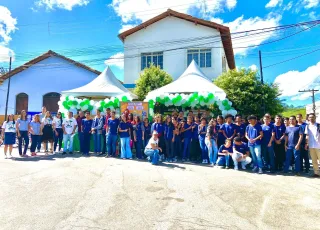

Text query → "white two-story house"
[118,9,235,88]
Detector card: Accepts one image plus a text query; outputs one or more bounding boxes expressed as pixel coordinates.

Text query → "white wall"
[306,101,320,122]
[0,56,98,114]
[123,16,225,84]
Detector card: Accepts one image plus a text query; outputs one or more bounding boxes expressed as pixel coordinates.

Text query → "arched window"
[16,93,28,115]
[43,92,61,112]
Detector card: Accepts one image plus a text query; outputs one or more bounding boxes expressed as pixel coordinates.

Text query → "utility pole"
[299,89,319,115]
[259,50,265,114]
[4,57,12,120]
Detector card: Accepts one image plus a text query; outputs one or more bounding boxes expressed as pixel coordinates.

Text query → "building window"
[43,92,60,112]
[141,52,163,70]
[187,49,212,68]
[16,93,28,115]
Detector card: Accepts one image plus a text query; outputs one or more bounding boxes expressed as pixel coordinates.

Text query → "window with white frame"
[187,49,212,68]
[141,52,163,70]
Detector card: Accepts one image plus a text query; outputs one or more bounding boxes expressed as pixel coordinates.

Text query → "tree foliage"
[214,68,284,117]
[134,64,173,100]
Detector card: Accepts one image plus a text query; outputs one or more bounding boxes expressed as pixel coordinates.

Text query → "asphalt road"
[0,149,320,230]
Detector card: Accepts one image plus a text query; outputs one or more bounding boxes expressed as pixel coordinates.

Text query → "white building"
[118,9,235,87]
[306,101,320,122]
[0,50,101,117]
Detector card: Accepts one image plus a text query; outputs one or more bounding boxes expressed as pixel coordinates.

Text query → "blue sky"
[0,0,319,106]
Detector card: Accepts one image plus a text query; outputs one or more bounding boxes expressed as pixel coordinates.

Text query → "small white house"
[0,50,101,116]
[118,9,235,87]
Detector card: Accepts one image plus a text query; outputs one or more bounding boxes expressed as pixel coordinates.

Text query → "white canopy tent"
[146,60,226,100]
[62,66,137,99]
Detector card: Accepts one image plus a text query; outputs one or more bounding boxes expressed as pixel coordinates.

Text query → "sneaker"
[186,158,190,162]
[289,166,293,171]
[69,152,73,155]
[62,152,67,155]
[242,165,246,170]
[173,158,178,163]
[258,168,263,174]
[205,159,208,164]
[225,166,229,169]
[4,155,7,159]
[252,166,258,172]
[234,166,239,170]
[202,160,206,164]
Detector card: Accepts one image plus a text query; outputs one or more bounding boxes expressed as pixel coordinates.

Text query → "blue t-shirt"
[285,126,303,149]
[82,119,93,133]
[221,123,236,139]
[192,123,199,139]
[233,143,249,154]
[273,124,286,142]
[151,122,164,136]
[297,122,307,145]
[216,124,225,143]
[164,123,174,140]
[107,118,119,135]
[144,124,151,140]
[218,145,233,155]
[134,122,144,140]
[261,124,274,146]
[246,124,262,146]
[198,125,207,139]
[119,122,130,138]
[235,123,246,138]
[183,123,193,139]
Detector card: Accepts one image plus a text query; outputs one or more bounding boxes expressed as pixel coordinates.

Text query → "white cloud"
[105,52,124,69]
[308,11,318,20]
[119,24,138,33]
[284,1,293,10]
[266,0,283,8]
[274,62,320,101]
[249,64,258,71]
[35,0,90,11]
[226,0,237,10]
[303,0,320,9]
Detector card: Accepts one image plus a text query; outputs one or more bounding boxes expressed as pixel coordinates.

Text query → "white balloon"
[104,98,110,103]
[89,100,94,106]
[69,96,75,101]
[57,101,62,106]
[60,96,66,102]
[70,105,76,109]
[109,106,114,111]
[76,105,81,110]
[160,94,165,99]
[228,101,232,106]
[82,105,88,111]
[110,97,115,101]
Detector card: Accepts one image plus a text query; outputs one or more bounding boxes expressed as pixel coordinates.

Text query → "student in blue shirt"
[232,137,252,170]
[216,115,225,148]
[118,114,132,159]
[133,115,145,160]
[181,116,193,162]
[190,116,201,161]
[245,115,264,174]
[91,109,103,155]
[107,111,119,157]
[284,116,303,175]
[198,118,208,164]
[272,115,286,171]
[296,113,310,173]
[81,112,93,156]
[16,110,30,157]
[205,119,219,166]
[172,117,182,162]
[29,114,42,157]
[143,118,151,148]
[151,115,165,160]
[221,114,237,142]
[234,115,246,142]
[261,115,275,173]
[164,115,174,162]
[217,139,233,168]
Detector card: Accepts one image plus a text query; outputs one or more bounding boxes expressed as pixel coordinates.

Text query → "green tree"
[134,64,173,100]
[214,68,284,117]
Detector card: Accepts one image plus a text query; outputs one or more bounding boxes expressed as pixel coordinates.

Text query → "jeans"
[284,148,300,173]
[30,135,41,153]
[102,130,106,154]
[78,132,84,153]
[18,131,29,155]
[216,155,230,167]
[93,132,102,153]
[199,137,208,161]
[135,138,143,159]
[261,144,275,171]
[37,135,42,151]
[249,145,263,168]
[205,139,218,164]
[107,134,118,156]
[144,149,160,165]
[299,146,310,171]
[165,139,174,159]
[232,153,252,168]
[83,133,91,154]
[120,137,132,159]
[63,134,74,152]
[182,137,191,160]
[54,128,63,152]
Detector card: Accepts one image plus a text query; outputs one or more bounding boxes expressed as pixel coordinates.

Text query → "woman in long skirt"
[41,111,54,155]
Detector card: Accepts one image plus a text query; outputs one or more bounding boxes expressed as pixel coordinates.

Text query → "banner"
[120,102,149,120]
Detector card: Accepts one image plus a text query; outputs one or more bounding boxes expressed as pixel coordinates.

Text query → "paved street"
[0,148,320,230]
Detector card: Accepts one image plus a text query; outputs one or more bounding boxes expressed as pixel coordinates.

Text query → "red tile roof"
[118,9,235,69]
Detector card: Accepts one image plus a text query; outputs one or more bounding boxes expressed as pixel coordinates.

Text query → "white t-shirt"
[146,137,159,149]
[63,117,77,134]
[305,123,320,149]
[2,121,16,133]
[42,117,53,125]
[53,117,62,129]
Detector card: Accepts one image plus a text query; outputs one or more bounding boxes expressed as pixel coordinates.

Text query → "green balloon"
[65,105,70,110]
[164,97,169,102]
[149,103,154,109]
[204,98,209,103]
[72,101,78,106]
[149,99,154,105]
[122,96,128,102]
[80,102,85,107]
[156,97,160,103]
[199,96,204,101]
[88,105,94,111]
[208,93,214,99]
[222,100,228,106]
[193,92,198,98]
[68,101,73,106]
[62,101,68,108]
[225,105,231,110]
[114,98,120,104]
[65,96,69,101]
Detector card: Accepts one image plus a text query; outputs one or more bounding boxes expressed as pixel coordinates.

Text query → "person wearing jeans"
[217,139,233,168]
[37,106,47,152]
[261,115,275,173]
[164,115,174,162]
[181,116,193,162]
[272,115,286,171]
[91,109,103,155]
[284,116,303,175]
[16,110,30,156]
[107,111,119,157]
[245,115,264,174]
[53,112,63,154]
[76,111,85,154]
[205,119,219,166]
[232,137,252,170]
[133,116,145,160]
[296,114,310,173]
[198,118,208,164]
[29,114,42,156]
[144,131,162,165]
[81,111,93,156]
[62,111,77,154]
[304,113,320,177]
[118,114,132,159]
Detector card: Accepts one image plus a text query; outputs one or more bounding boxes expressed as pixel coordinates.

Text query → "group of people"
[1,106,320,177]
